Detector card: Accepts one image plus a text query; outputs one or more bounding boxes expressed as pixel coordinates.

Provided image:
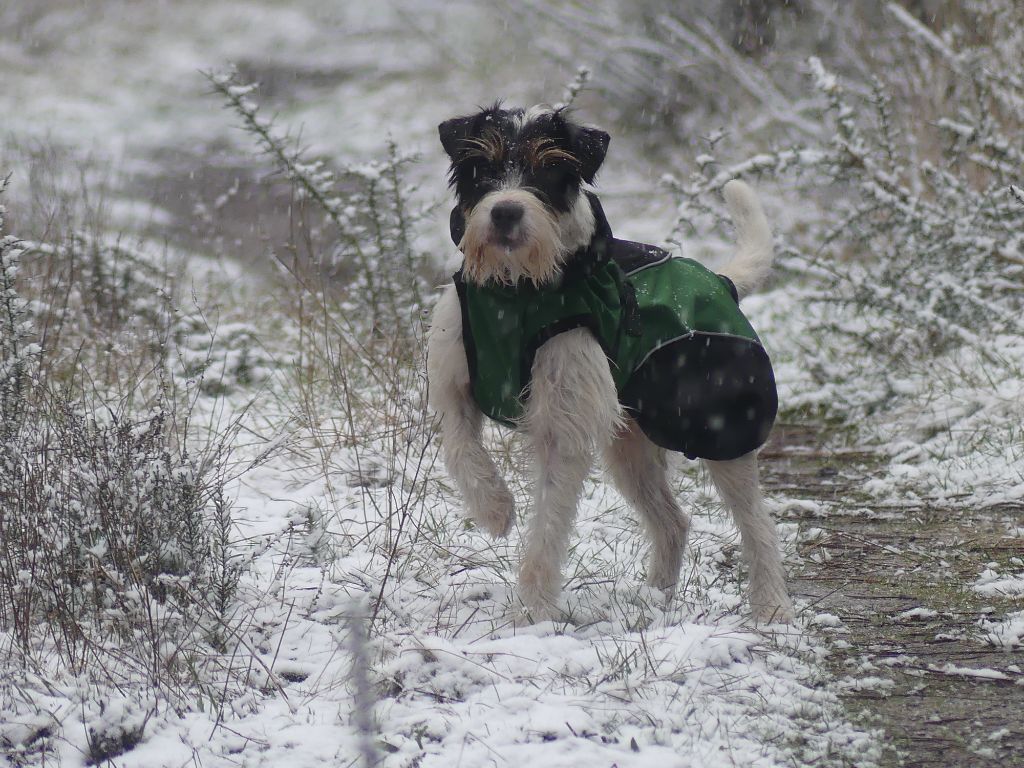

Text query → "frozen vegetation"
[1,1,1022,766]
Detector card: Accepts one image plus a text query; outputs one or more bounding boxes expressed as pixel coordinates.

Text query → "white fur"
[704,453,794,621]
[459,185,595,288]
[719,179,774,299]
[516,104,556,131]
[427,285,514,537]
[604,419,690,592]
[516,328,623,618]
[554,190,596,254]
[460,189,564,287]
[428,180,793,622]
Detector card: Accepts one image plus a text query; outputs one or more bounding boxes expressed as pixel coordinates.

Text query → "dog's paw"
[516,562,562,623]
[512,600,566,627]
[750,594,795,624]
[644,569,680,597]
[640,580,677,613]
[747,570,795,623]
[466,481,515,538]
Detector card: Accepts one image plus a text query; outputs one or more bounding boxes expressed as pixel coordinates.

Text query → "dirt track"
[763,423,1024,767]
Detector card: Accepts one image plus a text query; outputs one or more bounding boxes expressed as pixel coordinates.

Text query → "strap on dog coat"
[451,197,777,461]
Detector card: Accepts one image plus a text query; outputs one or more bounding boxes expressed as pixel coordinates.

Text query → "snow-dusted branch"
[884,2,962,71]
[206,69,429,334]
[670,51,1024,373]
[556,66,592,111]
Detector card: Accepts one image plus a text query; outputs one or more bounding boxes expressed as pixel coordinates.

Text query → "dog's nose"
[490,201,524,234]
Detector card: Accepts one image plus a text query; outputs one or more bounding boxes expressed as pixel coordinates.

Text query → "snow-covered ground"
[4,1,1021,766]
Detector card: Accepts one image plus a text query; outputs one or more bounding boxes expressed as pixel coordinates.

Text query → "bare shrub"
[207,70,442,635]
[498,0,866,144]
[207,69,432,340]
[668,46,1022,375]
[0,181,246,761]
[664,2,1023,498]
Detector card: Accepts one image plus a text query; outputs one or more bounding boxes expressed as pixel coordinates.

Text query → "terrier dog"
[427,103,794,623]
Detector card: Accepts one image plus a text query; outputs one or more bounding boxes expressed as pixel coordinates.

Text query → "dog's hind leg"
[427,285,514,538]
[703,452,794,622]
[518,329,621,620]
[604,419,689,595]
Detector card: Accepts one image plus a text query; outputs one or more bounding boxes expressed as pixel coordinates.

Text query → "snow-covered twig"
[671,51,1024,375]
[884,2,962,70]
[346,600,380,768]
[206,69,429,337]
[556,66,591,111]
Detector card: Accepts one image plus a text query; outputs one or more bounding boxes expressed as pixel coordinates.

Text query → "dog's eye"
[464,159,503,184]
[471,165,495,181]
[530,163,573,191]
[452,160,503,208]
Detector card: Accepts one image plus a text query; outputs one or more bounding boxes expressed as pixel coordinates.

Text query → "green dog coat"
[451,196,777,461]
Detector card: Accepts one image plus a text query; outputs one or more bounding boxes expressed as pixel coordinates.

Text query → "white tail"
[719,180,774,299]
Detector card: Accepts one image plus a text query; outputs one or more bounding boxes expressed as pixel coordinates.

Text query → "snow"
[979,610,1024,650]
[0,326,883,768]
[973,566,1024,598]
[836,676,896,694]
[896,607,939,621]
[2,401,868,767]
[3,2,1020,766]
[749,281,1024,509]
[928,664,1011,682]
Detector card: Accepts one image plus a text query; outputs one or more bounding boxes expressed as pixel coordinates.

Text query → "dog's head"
[440,103,610,287]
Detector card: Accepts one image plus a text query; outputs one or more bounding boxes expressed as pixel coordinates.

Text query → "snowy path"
[764,424,1024,766]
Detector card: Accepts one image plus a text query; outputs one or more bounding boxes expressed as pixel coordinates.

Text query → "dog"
[427,103,794,623]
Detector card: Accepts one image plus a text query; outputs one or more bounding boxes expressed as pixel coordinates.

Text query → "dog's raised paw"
[466,481,515,538]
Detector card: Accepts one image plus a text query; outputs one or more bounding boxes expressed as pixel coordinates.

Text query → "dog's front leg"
[427,286,514,537]
[518,329,621,620]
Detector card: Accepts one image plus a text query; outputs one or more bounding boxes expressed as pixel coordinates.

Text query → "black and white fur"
[427,104,794,623]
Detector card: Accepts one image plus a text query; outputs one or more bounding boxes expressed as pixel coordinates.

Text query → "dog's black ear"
[449,206,466,246]
[570,126,611,184]
[439,116,474,160]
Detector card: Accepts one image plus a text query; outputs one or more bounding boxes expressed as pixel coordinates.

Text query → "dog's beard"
[460,190,564,288]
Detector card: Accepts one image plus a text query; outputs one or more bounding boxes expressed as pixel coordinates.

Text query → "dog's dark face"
[439,104,610,286]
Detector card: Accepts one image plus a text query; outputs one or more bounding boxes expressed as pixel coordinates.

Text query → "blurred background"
[3,0,1012,261]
